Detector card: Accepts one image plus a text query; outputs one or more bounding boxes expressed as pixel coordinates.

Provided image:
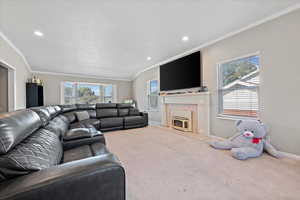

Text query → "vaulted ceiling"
[0,0,299,80]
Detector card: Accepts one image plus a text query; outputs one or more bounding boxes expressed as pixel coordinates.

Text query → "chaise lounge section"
[0,106,126,200]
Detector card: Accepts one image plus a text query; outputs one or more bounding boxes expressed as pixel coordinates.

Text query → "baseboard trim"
[208,134,300,160]
[149,121,161,126]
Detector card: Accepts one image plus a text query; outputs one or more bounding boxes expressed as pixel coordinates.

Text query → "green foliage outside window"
[63,82,113,104]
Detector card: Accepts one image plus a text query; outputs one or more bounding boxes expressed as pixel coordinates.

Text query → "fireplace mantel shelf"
[160,92,210,136]
[160,92,209,97]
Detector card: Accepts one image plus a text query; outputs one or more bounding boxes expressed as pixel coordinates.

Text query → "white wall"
[0,66,8,112]
[132,67,161,122]
[133,9,300,155]
[0,33,31,110]
[33,73,133,105]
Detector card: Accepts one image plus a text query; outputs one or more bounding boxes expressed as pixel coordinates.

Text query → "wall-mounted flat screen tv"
[160,51,202,91]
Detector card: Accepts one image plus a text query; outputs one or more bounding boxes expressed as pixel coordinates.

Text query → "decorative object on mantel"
[209,119,280,160]
[26,76,44,108]
[198,86,208,92]
[159,86,208,96]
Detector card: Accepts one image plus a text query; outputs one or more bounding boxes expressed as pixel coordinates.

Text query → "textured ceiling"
[0,0,299,80]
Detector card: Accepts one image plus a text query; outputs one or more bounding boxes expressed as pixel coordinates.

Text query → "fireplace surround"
[160,92,210,135]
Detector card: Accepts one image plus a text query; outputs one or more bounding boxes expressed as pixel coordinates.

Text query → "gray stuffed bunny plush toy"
[209,119,280,160]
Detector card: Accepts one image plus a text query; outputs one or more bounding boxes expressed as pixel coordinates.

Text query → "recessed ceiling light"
[147,56,152,61]
[34,30,44,37]
[182,36,189,42]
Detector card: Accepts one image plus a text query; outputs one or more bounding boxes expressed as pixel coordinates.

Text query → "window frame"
[61,81,116,104]
[147,79,159,111]
[217,52,260,120]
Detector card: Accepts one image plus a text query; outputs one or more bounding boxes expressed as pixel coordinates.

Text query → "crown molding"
[132,3,300,80]
[0,31,32,72]
[31,70,132,82]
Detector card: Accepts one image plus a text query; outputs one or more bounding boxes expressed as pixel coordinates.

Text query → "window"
[62,82,115,104]
[218,54,260,118]
[104,85,113,103]
[147,80,159,110]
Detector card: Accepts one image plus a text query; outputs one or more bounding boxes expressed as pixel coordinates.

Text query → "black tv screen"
[160,51,201,91]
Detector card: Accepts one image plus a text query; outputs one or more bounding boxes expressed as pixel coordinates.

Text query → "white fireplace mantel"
[160,92,210,136]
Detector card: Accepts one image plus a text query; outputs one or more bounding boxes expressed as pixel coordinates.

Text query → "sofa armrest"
[140,112,148,126]
[63,128,101,141]
[0,154,125,200]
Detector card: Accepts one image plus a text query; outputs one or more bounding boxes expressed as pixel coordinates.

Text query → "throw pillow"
[76,111,90,121]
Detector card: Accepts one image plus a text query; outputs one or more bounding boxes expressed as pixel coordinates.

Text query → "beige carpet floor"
[105,126,300,200]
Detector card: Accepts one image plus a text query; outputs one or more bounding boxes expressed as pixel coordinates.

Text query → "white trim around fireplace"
[160,92,210,136]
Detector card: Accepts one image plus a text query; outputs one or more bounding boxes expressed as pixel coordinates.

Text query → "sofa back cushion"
[117,103,132,109]
[45,106,58,119]
[59,104,77,113]
[87,110,97,118]
[54,105,62,114]
[76,104,96,110]
[0,110,42,154]
[44,116,69,139]
[96,103,117,109]
[58,114,70,125]
[31,107,51,127]
[97,109,118,118]
[63,112,77,123]
[117,103,132,117]
[0,129,63,182]
[129,108,140,116]
[118,108,129,117]
[96,103,118,118]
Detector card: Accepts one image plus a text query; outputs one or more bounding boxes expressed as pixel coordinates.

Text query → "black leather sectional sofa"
[60,103,148,131]
[0,103,148,200]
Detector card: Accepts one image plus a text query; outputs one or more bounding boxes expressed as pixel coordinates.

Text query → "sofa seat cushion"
[63,145,92,163]
[0,129,62,182]
[64,128,102,141]
[63,143,109,163]
[124,116,145,125]
[100,117,123,128]
[70,119,100,129]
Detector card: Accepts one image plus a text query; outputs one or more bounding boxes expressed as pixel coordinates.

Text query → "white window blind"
[218,55,260,118]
